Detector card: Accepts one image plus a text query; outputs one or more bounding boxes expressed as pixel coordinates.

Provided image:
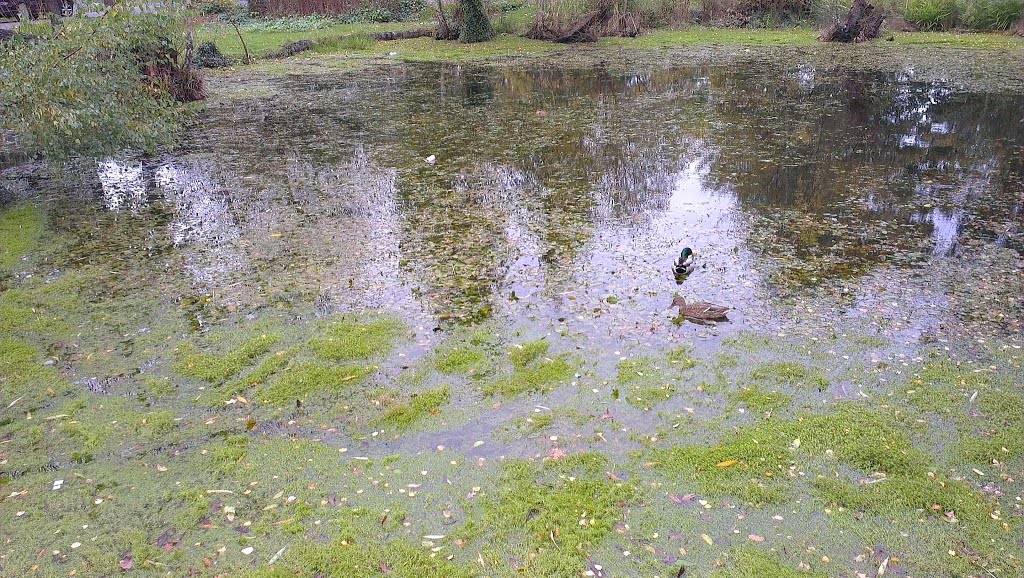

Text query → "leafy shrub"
[492,13,517,32]
[489,0,523,12]
[197,0,239,14]
[905,0,957,29]
[961,0,1022,29]
[340,5,395,21]
[240,14,340,31]
[632,0,692,26]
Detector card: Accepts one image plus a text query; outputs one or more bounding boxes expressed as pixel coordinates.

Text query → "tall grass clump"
[961,0,1022,29]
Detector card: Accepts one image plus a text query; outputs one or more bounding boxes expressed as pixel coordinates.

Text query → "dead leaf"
[119,556,134,571]
[716,459,739,468]
[547,447,567,461]
[747,534,765,542]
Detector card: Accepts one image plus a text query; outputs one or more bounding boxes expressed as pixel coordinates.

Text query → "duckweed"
[667,344,699,370]
[653,405,929,505]
[0,338,71,412]
[0,203,44,271]
[307,317,404,361]
[375,385,451,431]
[751,361,828,390]
[483,355,574,397]
[259,362,371,405]
[729,386,793,414]
[714,547,826,578]
[434,345,490,375]
[509,338,550,368]
[175,333,281,383]
[465,454,636,577]
[617,357,678,410]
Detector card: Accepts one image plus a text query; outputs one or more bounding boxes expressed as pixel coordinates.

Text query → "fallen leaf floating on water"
[547,447,567,460]
[667,493,695,505]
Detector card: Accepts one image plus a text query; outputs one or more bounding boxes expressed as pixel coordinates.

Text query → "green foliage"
[812,473,1012,566]
[315,32,378,51]
[905,0,958,29]
[308,317,404,361]
[197,0,240,15]
[459,0,495,42]
[0,204,45,272]
[906,357,1024,463]
[617,357,677,409]
[0,2,191,159]
[500,412,555,439]
[251,538,473,578]
[962,0,1023,29]
[202,347,298,405]
[240,15,342,31]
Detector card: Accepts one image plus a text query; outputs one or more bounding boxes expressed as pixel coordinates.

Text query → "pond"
[1,58,1022,578]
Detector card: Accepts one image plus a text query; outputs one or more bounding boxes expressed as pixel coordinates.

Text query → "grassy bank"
[198,18,1023,62]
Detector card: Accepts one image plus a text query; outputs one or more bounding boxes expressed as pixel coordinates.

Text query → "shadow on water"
[3,62,1022,338]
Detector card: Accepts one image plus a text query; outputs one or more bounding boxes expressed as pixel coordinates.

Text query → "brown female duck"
[670,296,730,323]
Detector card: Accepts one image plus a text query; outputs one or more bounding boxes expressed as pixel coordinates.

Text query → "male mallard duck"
[673,247,697,277]
[670,295,730,323]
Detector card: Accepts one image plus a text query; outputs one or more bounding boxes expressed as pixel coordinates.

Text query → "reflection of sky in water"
[155,162,247,288]
[98,160,146,212]
[910,207,964,257]
[39,63,1020,341]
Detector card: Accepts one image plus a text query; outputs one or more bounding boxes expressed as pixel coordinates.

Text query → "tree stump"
[820,0,886,43]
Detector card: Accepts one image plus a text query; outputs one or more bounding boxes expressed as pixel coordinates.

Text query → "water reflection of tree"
[368,66,716,320]
[701,68,1024,286]
[149,64,1022,321]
